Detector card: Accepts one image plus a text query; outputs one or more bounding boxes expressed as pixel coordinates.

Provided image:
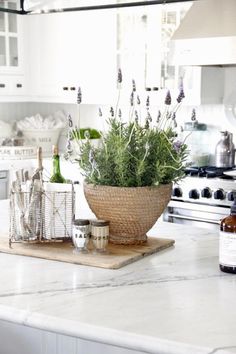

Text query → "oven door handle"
[167,213,221,225]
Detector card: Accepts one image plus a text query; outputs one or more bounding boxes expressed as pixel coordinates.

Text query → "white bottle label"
[219,231,236,266]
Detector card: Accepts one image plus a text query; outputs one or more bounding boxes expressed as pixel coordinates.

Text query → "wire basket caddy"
[9,186,75,246]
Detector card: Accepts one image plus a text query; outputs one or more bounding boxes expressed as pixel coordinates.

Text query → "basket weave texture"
[84,183,172,245]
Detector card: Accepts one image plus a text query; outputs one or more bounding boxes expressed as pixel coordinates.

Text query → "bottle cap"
[73,219,90,226]
[52,145,59,155]
[90,219,110,227]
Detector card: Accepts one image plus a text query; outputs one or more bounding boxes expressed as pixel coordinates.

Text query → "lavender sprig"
[130,91,134,106]
[98,108,103,117]
[110,106,114,117]
[132,79,136,92]
[176,88,185,103]
[165,90,171,105]
[156,110,161,124]
[115,69,122,123]
[117,68,122,84]
[77,87,82,104]
[135,110,139,124]
[68,114,73,128]
[191,108,196,121]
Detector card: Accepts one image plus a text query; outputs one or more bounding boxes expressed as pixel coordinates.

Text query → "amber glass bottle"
[49,145,66,183]
[220,197,236,274]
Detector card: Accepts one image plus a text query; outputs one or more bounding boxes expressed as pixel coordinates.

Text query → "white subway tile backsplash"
[0,101,236,158]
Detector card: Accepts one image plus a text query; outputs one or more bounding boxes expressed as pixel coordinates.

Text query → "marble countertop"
[0,217,235,354]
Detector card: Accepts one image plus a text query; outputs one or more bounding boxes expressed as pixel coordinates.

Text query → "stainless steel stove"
[163,167,236,230]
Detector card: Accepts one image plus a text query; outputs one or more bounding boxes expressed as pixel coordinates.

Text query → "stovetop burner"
[185,166,234,179]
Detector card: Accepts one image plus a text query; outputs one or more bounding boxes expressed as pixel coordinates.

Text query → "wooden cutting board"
[0,237,175,269]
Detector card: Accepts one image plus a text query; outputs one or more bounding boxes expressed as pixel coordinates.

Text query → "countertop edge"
[0,304,213,354]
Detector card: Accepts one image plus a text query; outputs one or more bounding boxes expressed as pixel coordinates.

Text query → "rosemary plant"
[75,71,188,187]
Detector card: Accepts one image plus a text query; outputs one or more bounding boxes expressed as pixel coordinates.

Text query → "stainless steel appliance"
[163,167,236,230]
[215,131,235,168]
[0,170,8,200]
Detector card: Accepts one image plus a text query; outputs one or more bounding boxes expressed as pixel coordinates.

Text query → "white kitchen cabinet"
[0,319,145,354]
[0,1,28,102]
[27,11,117,104]
[176,66,224,105]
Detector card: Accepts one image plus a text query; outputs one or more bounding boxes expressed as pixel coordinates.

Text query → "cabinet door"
[0,1,24,74]
[28,11,117,104]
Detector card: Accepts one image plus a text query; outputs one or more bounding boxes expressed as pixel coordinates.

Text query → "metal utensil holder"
[9,187,75,246]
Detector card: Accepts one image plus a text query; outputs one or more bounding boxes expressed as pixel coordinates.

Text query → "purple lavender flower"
[165,90,171,105]
[147,111,152,122]
[176,87,185,103]
[173,119,178,128]
[130,91,134,106]
[135,110,139,123]
[173,140,183,153]
[117,68,122,84]
[156,110,161,123]
[68,114,73,128]
[110,106,114,117]
[146,95,150,108]
[191,108,196,121]
[66,138,72,152]
[180,126,184,133]
[98,108,103,117]
[172,112,176,121]
[144,119,149,129]
[137,95,141,105]
[118,108,122,118]
[77,87,82,104]
[132,79,136,92]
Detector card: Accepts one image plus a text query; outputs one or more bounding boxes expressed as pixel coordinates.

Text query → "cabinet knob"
[63,87,69,91]
[0,84,5,88]
[70,87,76,91]
[16,83,22,88]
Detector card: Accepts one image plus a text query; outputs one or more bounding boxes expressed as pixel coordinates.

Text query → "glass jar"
[72,219,90,253]
[91,220,110,253]
[183,121,210,167]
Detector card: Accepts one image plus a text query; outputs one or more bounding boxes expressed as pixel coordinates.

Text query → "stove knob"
[228,191,236,202]
[189,189,200,199]
[214,189,225,200]
[172,187,182,198]
[201,188,212,199]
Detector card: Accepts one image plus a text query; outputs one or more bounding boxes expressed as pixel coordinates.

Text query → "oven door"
[0,171,8,200]
[163,200,230,230]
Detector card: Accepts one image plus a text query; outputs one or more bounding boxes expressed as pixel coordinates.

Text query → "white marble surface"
[0,214,236,354]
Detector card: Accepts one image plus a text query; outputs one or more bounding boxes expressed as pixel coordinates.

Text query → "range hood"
[172,0,236,65]
[0,0,195,14]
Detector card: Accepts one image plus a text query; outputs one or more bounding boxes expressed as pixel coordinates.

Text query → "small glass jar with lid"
[90,219,110,253]
[72,219,90,253]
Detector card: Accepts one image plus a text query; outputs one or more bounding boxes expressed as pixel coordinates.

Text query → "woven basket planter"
[84,182,172,245]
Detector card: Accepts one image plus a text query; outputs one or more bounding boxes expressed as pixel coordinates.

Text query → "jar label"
[72,229,87,248]
[219,231,236,266]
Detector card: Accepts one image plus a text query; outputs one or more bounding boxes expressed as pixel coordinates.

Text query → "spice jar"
[72,219,90,253]
[90,220,110,253]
